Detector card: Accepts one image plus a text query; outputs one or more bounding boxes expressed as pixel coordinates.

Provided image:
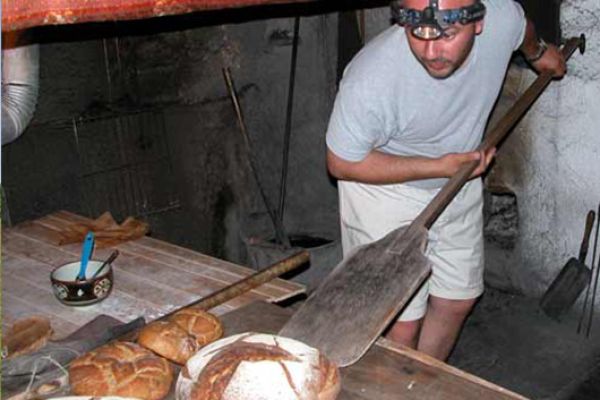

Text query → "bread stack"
[69,341,173,400]
[176,332,341,400]
[69,311,342,400]
[138,308,223,365]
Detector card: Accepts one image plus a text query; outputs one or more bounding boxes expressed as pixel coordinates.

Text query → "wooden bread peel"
[280,36,586,367]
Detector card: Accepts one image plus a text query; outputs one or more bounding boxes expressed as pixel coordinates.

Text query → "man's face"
[403,0,484,79]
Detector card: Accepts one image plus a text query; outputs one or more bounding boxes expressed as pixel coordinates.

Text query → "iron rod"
[277,16,301,242]
[222,67,291,247]
[578,206,599,334]
[587,202,600,337]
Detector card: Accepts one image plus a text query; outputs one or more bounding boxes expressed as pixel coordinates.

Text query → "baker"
[325,0,565,360]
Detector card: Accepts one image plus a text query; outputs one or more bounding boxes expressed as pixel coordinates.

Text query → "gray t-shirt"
[326,0,526,189]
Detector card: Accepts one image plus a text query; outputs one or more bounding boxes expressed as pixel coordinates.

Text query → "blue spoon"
[77,232,95,281]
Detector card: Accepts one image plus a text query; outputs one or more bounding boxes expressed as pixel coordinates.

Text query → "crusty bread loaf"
[69,341,173,400]
[137,321,198,365]
[169,308,223,347]
[176,332,341,400]
[3,316,52,359]
[138,308,223,365]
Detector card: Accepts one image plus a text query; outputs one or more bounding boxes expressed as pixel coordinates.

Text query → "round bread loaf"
[137,320,198,365]
[176,332,341,400]
[69,341,173,400]
[138,308,223,365]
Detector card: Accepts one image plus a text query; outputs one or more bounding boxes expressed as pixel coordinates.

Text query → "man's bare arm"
[327,148,495,184]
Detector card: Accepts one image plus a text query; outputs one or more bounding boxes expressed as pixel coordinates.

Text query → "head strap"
[391,0,486,40]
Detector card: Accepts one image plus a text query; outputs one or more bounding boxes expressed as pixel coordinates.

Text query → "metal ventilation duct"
[2,32,39,145]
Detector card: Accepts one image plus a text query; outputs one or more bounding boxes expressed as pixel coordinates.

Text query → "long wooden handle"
[187,250,309,311]
[412,35,585,232]
[167,250,310,315]
[113,251,308,339]
[579,210,596,263]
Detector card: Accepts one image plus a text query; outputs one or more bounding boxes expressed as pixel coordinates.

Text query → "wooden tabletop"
[2,210,305,339]
[2,211,527,400]
[222,301,528,400]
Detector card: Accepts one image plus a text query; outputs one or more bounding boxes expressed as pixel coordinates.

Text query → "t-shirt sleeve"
[325,81,384,162]
[500,0,527,51]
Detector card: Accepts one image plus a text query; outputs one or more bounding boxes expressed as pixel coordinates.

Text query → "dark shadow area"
[449,288,600,399]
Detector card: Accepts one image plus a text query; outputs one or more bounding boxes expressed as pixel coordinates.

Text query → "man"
[325,0,566,361]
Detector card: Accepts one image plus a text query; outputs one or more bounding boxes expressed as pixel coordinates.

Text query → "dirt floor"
[448,288,600,400]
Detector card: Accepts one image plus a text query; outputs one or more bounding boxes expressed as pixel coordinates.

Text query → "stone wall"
[2,11,340,266]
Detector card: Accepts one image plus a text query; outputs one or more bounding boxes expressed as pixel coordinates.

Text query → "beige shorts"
[339,178,484,321]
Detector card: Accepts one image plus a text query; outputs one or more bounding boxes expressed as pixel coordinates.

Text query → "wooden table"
[2,210,305,338]
[2,211,527,400]
[222,301,527,400]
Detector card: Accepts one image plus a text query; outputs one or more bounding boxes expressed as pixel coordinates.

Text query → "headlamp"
[391,0,486,40]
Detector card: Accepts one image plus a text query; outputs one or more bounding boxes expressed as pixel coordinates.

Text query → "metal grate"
[73,109,180,221]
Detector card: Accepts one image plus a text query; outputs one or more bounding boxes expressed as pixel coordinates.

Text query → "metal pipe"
[2,32,39,145]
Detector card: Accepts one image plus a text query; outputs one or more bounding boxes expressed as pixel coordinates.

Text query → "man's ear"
[475,19,484,35]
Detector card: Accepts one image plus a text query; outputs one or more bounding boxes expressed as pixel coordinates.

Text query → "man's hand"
[530,44,566,78]
[438,148,496,179]
[520,19,566,78]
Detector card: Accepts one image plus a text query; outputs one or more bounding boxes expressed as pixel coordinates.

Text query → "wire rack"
[72,109,180,221]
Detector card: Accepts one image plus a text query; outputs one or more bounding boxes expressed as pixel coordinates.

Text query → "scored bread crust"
[189,341,300,400]
[138,308,223,365]
[317,354,341,400]
[170,308,223,347]
[69,341,173,400]
[137,321,198,365]
[177,332,341,400]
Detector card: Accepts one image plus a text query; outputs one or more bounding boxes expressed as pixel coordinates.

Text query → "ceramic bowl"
[50,260,114,306]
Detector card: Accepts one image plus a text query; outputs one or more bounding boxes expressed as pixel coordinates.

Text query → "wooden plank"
[1,246,178,323]
[34,214,74,234]
[4,228,261,311]
[2,229,256,338]
[375,338,528,400]
[3,211,307,343]
[219,302,527,400]
[3,228,82,267]
[51,209,304,295]
[1,271,104,328]
[24,216,304,305]
[2,292,79,340]
[115,240,289,300]
[25,219,269,301]
[2,243,236,324]
[134,236,304,293]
